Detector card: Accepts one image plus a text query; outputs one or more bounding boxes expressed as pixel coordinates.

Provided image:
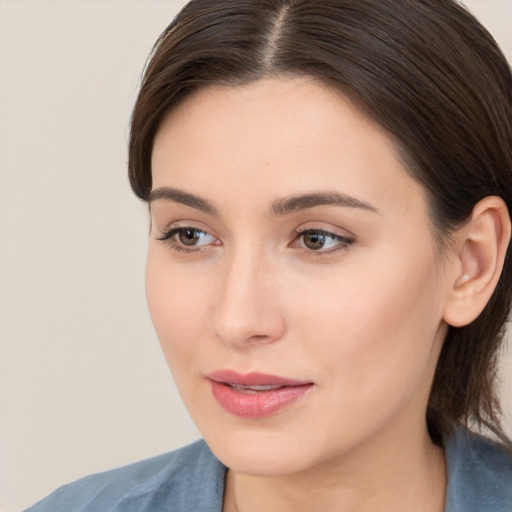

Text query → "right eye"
[157,227,217,252]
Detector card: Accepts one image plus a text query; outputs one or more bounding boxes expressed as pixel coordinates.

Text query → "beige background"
[1,1,511,510]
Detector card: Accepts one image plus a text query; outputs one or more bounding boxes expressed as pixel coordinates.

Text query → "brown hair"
[128,0,512,446]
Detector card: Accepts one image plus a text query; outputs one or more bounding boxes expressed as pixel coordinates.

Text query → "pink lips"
[206,370,313,418]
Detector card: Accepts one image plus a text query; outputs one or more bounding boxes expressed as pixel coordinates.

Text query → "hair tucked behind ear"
[129,0,512,447]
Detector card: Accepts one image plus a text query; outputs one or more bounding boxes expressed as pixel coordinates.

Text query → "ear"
[443,196,511,328]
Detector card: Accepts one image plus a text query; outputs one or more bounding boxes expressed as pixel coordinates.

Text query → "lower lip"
[209,380,313,418]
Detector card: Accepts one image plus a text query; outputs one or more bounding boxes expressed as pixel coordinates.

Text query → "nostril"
[248,334,271,342]
[213,322,284,348]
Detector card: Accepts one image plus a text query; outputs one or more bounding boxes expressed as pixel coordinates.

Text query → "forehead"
[151,77,428,219]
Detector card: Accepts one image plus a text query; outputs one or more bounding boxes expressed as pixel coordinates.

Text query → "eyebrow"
[268,191,378,216]
[148,187,378,216]
[149,187,218,215]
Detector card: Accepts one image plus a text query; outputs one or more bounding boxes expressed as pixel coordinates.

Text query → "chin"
[196,417,331,476]
[214,438,316,476]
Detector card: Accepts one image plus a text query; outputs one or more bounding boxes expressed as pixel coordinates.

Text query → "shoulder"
[24,439,227,512]
[445,427,512,512]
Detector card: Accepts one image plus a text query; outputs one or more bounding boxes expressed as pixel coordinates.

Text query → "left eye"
[158,227,216,249]
[295,229,352,252]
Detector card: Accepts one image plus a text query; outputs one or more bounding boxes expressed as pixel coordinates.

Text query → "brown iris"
[178,228,202,246]
[302,232,327,251]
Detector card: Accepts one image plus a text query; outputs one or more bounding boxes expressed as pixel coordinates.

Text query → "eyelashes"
[157,226,354,256]
[292,229,354,254]
[156,227,217,253]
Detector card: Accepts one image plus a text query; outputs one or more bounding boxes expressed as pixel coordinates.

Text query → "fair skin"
[146,77,509,512]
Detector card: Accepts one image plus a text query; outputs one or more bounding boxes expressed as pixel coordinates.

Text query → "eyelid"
[155,218,218,239]
[295,221,355,238]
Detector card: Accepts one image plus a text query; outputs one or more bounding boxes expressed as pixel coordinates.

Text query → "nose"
[212,246,286,349]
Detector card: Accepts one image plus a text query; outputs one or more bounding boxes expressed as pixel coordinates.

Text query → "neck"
[223,425,447,512]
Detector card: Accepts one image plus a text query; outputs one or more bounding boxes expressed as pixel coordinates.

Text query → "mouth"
[226,383,288,394]
[205,370,314,418]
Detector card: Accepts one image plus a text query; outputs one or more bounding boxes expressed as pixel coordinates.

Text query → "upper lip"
[206,369,312,387]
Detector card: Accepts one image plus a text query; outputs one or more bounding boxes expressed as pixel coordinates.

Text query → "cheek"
[286,247,443,402]
[145,249,213,374]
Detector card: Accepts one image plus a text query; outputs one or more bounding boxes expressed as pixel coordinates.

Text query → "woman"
[26,0,512,511]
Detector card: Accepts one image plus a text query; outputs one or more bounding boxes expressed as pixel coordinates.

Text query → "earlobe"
[443,196,511,328]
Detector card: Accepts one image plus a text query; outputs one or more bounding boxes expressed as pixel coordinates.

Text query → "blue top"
[25,428,512,512]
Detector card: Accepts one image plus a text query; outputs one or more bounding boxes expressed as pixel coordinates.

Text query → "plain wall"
[1,1,511,510]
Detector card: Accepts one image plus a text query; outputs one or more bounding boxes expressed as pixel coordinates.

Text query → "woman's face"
[147,77,451,475]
